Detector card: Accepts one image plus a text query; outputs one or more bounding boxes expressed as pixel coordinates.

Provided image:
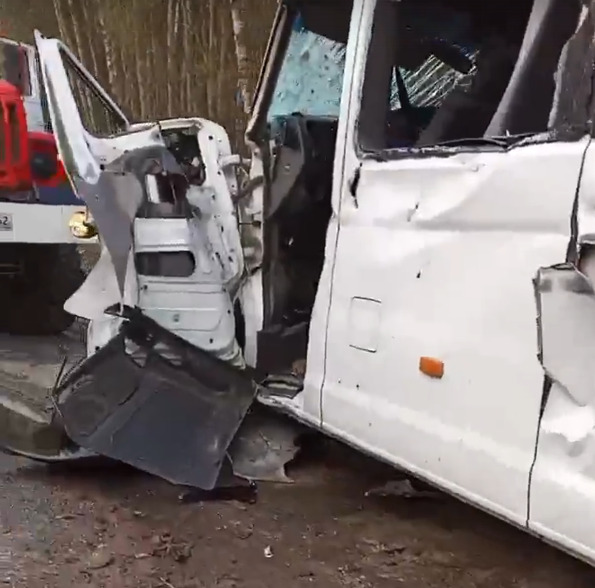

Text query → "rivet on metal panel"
[419,357,444,379]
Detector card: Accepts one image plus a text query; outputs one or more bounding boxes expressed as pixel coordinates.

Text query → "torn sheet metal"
[533,263,595,484]
[52,145,188,300]
[548,1,595,137]
[53,309,258,490]
[534,264,595,407]
[36,34,191,298]
[40,74,142,297]
[228,406,303,483]
[64,246,138,322]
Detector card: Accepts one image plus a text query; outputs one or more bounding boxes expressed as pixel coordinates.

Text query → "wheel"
[0,244,86,336]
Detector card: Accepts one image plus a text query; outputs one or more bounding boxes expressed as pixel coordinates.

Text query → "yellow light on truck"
[68,210,97,239]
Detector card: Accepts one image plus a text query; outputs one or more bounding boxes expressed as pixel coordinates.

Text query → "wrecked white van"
[5,0,595,569]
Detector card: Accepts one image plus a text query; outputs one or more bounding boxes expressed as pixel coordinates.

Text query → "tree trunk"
[132,0,147,119]
[96,0,117,96]
[181,0,193,114]
[206,0,216,118]
[63,0,97,131]
[166,0,181,116]
[52,0,71,44]
[229,0,252,115]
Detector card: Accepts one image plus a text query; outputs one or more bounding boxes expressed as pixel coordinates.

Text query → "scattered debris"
[151,533,193,563]
[234,524,254,540]
[365,479,440,499]
[86,544,114,570]
[264,545,274,559]
[360,538,407,556]
[384,544,407,556]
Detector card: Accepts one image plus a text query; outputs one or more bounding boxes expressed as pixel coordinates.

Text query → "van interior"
[251,0,583,388]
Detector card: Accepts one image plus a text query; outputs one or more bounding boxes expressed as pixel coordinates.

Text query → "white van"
[8,0,595,569]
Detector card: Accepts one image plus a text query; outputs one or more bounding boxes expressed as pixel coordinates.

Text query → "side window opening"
[358,0,581,153]
[58,48,127,138]
[0,41,32,97]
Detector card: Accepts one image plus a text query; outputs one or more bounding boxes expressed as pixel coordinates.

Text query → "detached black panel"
[55,310,257,490]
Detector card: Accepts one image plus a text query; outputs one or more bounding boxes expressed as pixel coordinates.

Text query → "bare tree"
[229,0,252,115]
[132,0,148,118]
[51,0,71,44]
[180,0,193,114]
[96,0,117,96]
[166,0,181,115]
[2,0,278,131]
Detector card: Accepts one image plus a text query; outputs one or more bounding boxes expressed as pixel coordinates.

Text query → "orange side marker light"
[419,356,444,379]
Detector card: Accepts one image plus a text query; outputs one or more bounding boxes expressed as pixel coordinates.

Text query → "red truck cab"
[0,79,30,194]
[0,79,67,199]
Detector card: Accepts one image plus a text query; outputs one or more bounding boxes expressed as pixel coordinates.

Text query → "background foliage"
[0,0,277,145]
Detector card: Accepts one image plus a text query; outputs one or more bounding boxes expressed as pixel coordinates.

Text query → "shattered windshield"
[267,14,346,119]
[267,12,475,122]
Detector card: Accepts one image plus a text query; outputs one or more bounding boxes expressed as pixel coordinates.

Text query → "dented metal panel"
[528,1,595,552]
[35,32,143,297]
[530,263,595,563]
[534,265,595,407]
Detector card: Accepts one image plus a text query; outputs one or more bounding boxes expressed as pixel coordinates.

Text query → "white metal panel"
[134,215,242,366]
[317,0,589,529]
[36,33,246,365]
[322,140,587,526]
[529,144,595,564]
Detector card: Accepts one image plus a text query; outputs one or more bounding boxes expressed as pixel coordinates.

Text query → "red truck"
[0,39,88,335]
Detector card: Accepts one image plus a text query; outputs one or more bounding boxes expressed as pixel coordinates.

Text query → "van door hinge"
[348,165,361,208]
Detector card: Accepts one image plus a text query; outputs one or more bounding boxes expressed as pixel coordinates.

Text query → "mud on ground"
[0,243,592,587]
[1,440,595,588]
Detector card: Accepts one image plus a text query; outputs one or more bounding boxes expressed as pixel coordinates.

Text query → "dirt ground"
[0,309,594,588]
[0,440,594,588]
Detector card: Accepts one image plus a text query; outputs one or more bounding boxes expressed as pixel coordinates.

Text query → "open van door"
[0,33,259,491]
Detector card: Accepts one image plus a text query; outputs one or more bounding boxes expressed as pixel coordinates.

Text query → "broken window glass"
[389,52,477,111]
[358,0,547,151]
[268,14,346,120]
[0,40,31,97]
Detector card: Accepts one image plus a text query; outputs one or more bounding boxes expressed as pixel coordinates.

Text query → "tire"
[0,244,86,336]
